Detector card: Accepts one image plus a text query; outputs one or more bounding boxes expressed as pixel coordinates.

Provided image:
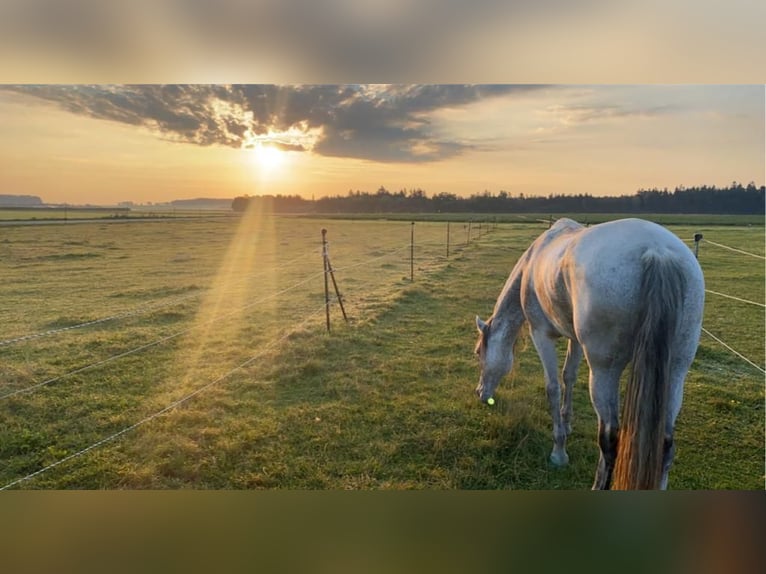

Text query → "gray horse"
[475,218,704,489]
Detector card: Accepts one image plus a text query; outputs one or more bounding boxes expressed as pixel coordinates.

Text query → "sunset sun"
[251,143,286,175]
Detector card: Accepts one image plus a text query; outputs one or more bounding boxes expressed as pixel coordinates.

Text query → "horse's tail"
[612,249,686,490]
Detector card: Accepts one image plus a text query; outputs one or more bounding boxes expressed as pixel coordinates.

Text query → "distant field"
[3,207,761,227]
[0,214,762,489]
[300,212,765,226]
[0,208,127,221]
[0,207,234,221]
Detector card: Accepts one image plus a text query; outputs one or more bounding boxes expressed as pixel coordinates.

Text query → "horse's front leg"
[531,330,568,466]
[561,339,583,436]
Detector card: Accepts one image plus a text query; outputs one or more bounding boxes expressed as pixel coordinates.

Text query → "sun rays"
[174,199,278,389]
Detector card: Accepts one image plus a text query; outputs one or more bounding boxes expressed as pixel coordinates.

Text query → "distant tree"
[0,194,44,207]
[231,195,250,212]
[282,183,765,215]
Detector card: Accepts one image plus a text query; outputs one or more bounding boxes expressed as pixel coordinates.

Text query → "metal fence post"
[410,221,415,282]
[694,233,703,259]
[446,221,450,259]
[321,228,330,332]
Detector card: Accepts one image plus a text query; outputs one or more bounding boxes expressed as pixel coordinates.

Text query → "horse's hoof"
[550,451,569,467]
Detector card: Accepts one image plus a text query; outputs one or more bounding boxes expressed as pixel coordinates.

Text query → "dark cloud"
[2,84,539,163]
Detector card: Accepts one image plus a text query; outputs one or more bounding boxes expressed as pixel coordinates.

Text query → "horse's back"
[565,219,704,361]
[570,218,703,298]
[574,218,694,264]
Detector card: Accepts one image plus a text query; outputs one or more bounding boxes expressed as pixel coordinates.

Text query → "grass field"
[0,211,763,489]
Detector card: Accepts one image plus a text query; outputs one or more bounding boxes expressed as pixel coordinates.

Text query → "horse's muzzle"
[475,383,491,403]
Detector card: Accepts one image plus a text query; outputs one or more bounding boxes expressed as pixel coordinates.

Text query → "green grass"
[0,214,762,489]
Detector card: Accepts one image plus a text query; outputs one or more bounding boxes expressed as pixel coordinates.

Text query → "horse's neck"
[492,257,527,342]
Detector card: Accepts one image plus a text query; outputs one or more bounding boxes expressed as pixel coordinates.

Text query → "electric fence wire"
[0,301,333,490]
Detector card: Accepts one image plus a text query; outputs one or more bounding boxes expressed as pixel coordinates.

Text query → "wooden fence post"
[327,259,348,324]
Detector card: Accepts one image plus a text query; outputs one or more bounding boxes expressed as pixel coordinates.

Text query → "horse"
[474,218,704,489]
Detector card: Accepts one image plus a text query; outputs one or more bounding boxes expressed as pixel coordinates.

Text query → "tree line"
[231,182,765,215]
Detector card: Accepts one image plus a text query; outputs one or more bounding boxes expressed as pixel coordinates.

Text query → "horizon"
[0,85,764,206]
[7,180,765,210]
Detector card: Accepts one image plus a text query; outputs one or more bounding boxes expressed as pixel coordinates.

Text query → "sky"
[0,84,763,205]
[2,1,764,83]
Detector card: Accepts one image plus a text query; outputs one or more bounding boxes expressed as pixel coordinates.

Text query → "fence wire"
[0,250,316,347]
[0,270,325,400]
[701,327,765,374]
[0,301,332,490]
[703,238,765,260]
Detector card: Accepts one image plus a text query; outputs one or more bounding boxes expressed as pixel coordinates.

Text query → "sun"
[251,143,286,175]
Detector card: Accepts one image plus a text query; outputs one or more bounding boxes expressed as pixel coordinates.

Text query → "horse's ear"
[476,316,489,336]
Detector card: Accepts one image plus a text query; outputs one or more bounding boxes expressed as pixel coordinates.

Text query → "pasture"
[0,211,763,489]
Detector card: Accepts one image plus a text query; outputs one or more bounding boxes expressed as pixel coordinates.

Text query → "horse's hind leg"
[659,367,688,489]
[561,339,583,435]
[660,436,675,490]
[594,418,619,490]
[530,330,569,466]
[587,364,622,490]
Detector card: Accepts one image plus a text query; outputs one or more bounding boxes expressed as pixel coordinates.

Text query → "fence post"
[410,221,415,282]
[321,228,348,332]
[467,221,471,245]
[694,233,703,259]
[446,221,450,259]
[327,254,348,324]
[321,228,331,332]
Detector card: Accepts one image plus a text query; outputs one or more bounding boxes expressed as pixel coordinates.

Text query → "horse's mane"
[492,247,530,321]
[494,220,583,321]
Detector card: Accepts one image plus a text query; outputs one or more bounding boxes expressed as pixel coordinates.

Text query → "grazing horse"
[474,218,704,489]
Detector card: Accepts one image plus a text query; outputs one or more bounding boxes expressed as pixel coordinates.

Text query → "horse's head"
[474,315,513,404]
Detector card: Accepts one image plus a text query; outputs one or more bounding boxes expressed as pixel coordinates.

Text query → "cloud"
[1,84,537,163]
[544,102,677,127]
